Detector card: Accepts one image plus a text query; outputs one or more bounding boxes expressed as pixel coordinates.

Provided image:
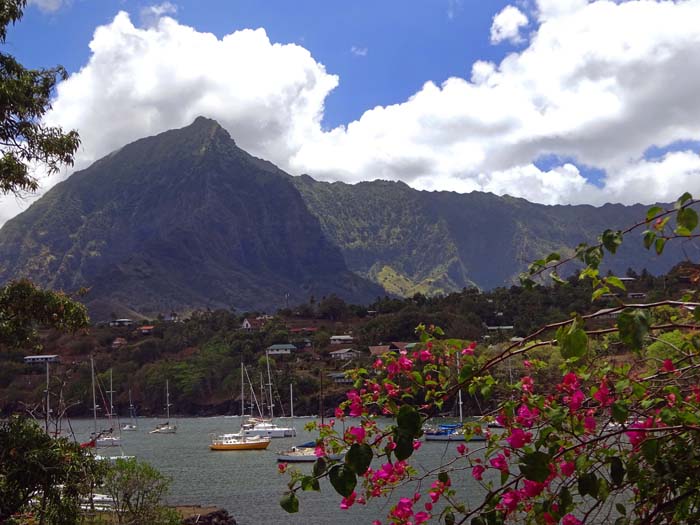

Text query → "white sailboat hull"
[244,426,296,438]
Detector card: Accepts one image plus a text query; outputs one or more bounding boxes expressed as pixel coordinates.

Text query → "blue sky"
[12,0,513,128]
[3,0,700,224]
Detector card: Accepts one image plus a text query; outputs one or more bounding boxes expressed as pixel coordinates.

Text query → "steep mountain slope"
[293,177,700,294]
[0,118,382,319]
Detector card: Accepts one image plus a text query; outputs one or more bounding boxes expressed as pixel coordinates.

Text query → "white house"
[329,348,360,360]
[266,344,297,355]
[330,335,354,345]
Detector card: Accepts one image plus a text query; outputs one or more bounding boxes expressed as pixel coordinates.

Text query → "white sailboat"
[243,354,296,438]
[150,380,176,434]
[121,389,137,431]
[425,356,486,442]
[210,365,271,451]
[85,360,121,448]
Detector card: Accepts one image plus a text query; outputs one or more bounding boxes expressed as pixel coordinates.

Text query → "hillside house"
[138,325,155,336]
[369,341,417,356]
[329,348,360,360]
[328,372,353,384]
[266,343,297,355]
[111,337,128,350]
[330,335,354,345]
[241,317,268,331]
[110,318,134,328]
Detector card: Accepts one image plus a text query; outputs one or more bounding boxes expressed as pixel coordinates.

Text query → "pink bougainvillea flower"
[521,376,534,393]
[414,511,431,524]
[562,514,582,525]
[584,415,596,433]
[500,490,521,513]
[490,454,509,473]
[472,465,485,480]
[456,443,467,455]
[461,342,476,356]
[593,382,612,407]
[277,462,288,474]
[506,428,532,449]
[662,359,676,372]
[516,404,539,428]
[566,389,585,411]
[523,479,544,498]
[418,349,432,362]
[560,372,580,392]
[559,460,575,477]
[348,426,366,443]
[340,491,357,510]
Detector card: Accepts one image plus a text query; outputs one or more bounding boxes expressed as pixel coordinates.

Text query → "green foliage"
[0,416,104,523]
[0,0,80,196]
[102,458,179,525]
[0,279,89,351]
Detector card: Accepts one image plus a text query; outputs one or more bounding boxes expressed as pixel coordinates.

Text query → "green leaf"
[617,310,650,351]
[641,439,658,463]
[676,191,693,209]
[345,443,373,475]
[611,402,629,423]
[519,451,552,482]
[643,230,656,250]
[559,486,573,512]
[616,503,627,516]
[556,323,588,360]
[397,405,422,437]
[410,371,424,385]
[313,457,327,478]
[677,208,698,234]
[328,464,357,497]
[578,472,598,498]
[280,492,299,513]
[646,206,663,222]
[393,430,415,461]
[592,286,611,301]
[545,252,561,263]
[445,511,455,525]
[606,276,627,292]
[601,229,623,254]
[550,271,566,285]
[438,471,450,483]
[655,237,666,255]
[301,476,320,491]
[610,457,625,486]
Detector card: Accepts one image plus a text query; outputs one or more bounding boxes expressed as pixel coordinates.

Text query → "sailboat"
[424,355,486,442]
[242,353,296,438]
[210,365,271,451]
[121,389,137,431]
[150,380,176,434]
[83,360,122,448]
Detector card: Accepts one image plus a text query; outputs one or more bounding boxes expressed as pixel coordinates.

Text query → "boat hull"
[424,433,487,442]
[244,428,296,438]
[210,440,271,451]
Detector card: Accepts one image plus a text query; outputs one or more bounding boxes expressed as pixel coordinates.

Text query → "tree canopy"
[0,0,80,196]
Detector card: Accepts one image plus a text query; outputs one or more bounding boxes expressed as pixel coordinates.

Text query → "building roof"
[369,345,391,356]
[267,343,297,351]
[329,348,359,355]
[140,325,155,330]
[330,335,353,340]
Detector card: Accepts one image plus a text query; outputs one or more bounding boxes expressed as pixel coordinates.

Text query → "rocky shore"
[177,505,237,524]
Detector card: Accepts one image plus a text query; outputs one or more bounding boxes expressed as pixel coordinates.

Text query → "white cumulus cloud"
[140,2,178,28]
[28,0,69,13]
[490,5,529,44]
[5,1,700,225]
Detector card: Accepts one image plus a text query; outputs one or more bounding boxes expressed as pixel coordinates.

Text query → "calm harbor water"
[69,416,487,525]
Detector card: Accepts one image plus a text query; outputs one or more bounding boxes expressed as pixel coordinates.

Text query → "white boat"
[95,432,122,447]
[121,389,137,431]
[85,359,122,448]
[150,380,177,434]
[275,441,345,462]
[243,418,296,438]
[210,432,271,451]
[424,388,486,442]
[242,353,296,438]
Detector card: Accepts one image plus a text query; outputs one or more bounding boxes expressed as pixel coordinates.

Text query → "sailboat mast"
[320,368,324,425]
[91,356,97,433]
[128,389,135,422]
[458,389,464,423]
[166,379,171,421]
[108,369,114,419]
[266,351,274,420]
[240,364,245,416]
[44,360,50,434]
[290,383,294,418]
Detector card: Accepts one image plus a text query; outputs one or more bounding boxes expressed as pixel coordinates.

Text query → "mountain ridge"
[0,117,697,318]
